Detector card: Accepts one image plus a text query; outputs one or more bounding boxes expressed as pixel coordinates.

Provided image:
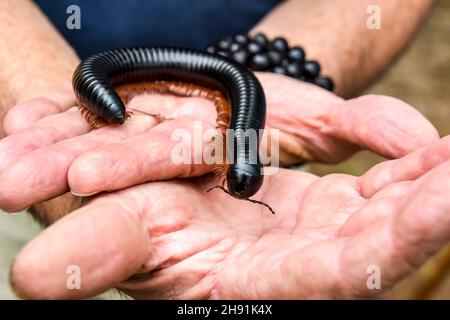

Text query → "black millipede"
[72,47,274,213]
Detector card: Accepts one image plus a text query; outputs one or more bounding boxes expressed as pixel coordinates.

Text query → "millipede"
[72,47,274,214]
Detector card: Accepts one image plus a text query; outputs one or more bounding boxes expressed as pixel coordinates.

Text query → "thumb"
[10,198,150,299]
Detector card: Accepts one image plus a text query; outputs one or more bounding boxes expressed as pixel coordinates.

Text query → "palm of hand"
[12,137,450,299]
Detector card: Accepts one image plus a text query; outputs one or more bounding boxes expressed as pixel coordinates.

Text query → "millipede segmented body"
[72,47,266,200]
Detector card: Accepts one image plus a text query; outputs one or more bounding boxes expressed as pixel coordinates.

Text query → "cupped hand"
[9,135,450,299]
[0,73,438,216]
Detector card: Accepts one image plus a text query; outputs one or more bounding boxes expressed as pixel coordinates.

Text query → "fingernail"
[70,190,100,197]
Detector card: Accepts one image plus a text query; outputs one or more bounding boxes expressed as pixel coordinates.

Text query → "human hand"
[9,135,450,299]
[0,73,438,220]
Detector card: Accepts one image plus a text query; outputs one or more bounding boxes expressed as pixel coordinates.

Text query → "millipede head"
[226,163,264,199]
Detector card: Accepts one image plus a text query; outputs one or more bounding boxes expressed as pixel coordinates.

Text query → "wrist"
[0,0,80,119]
[249,27,345,95]
[207,32,335,92]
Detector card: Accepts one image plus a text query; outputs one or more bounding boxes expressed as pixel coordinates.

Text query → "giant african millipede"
[72,47,274,213]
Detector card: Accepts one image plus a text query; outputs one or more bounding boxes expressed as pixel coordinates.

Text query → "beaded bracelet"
[207,32,334,92]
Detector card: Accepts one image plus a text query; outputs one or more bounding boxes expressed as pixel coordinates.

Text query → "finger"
[338,181,413,236]
[0,108,90,174]
[0,115,157,212]
[358,135,450,198]
[326,95,439,158]
[68,100,217,196]
[0,89,173,174]
[3,85,75,135]
[392,160,450,268]
[340,160,450,297]
[128,93,190,117]
[10,198,150,299]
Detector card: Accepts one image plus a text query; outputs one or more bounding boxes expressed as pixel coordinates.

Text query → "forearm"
[0,0,79,137]
[251,0,434,97]
[0,0,80,219]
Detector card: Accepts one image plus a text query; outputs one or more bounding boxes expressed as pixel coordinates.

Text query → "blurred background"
[0,0,449,300]
[310,0,450,299]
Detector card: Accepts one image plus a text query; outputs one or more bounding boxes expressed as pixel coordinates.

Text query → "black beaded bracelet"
[206,32,334,92]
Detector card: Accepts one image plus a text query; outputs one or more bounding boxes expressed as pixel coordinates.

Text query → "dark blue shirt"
[34,0,280,58]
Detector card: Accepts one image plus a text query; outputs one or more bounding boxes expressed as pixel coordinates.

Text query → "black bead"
[217,38,233,51]
[270,37,289,52]
[206,46,216,54]
[281,58,290,67]
[247,41,263,55]
[286,62,304,78]
[288,47,305,62]
[234,33,249,45]
[271,66,288,76]
[304,60,321,77]
[314,76,334,91]
[229,43,242,52]
[267,50,284,66]
[232,50,249,65]
[249,53,270,71]
[253,33,269,47]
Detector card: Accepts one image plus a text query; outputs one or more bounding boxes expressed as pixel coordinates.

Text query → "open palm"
[10,134,450,299]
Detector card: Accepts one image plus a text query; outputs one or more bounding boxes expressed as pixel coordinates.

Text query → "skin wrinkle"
[290,115,359,163]
[140,201,206,269]
[275,111,336,161]
[371,181,412,200]
[120,235,235,299]
[181,239,237,299]
[379,115,420,157]
[4,97,62,135]
[358,162,394,199]
[338,197,395,237]
[213,233,272,298]
[138,198,194,237]
[138,218,222,277]
[320,239,349,298]
[293,179,317,233]
[296,174,358,227]
[396,179,447,249]
[245,235,309,298]
[237,244,261,299]
[386,218,419,289]
[337,233,376,298]
[362,219,412,297]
